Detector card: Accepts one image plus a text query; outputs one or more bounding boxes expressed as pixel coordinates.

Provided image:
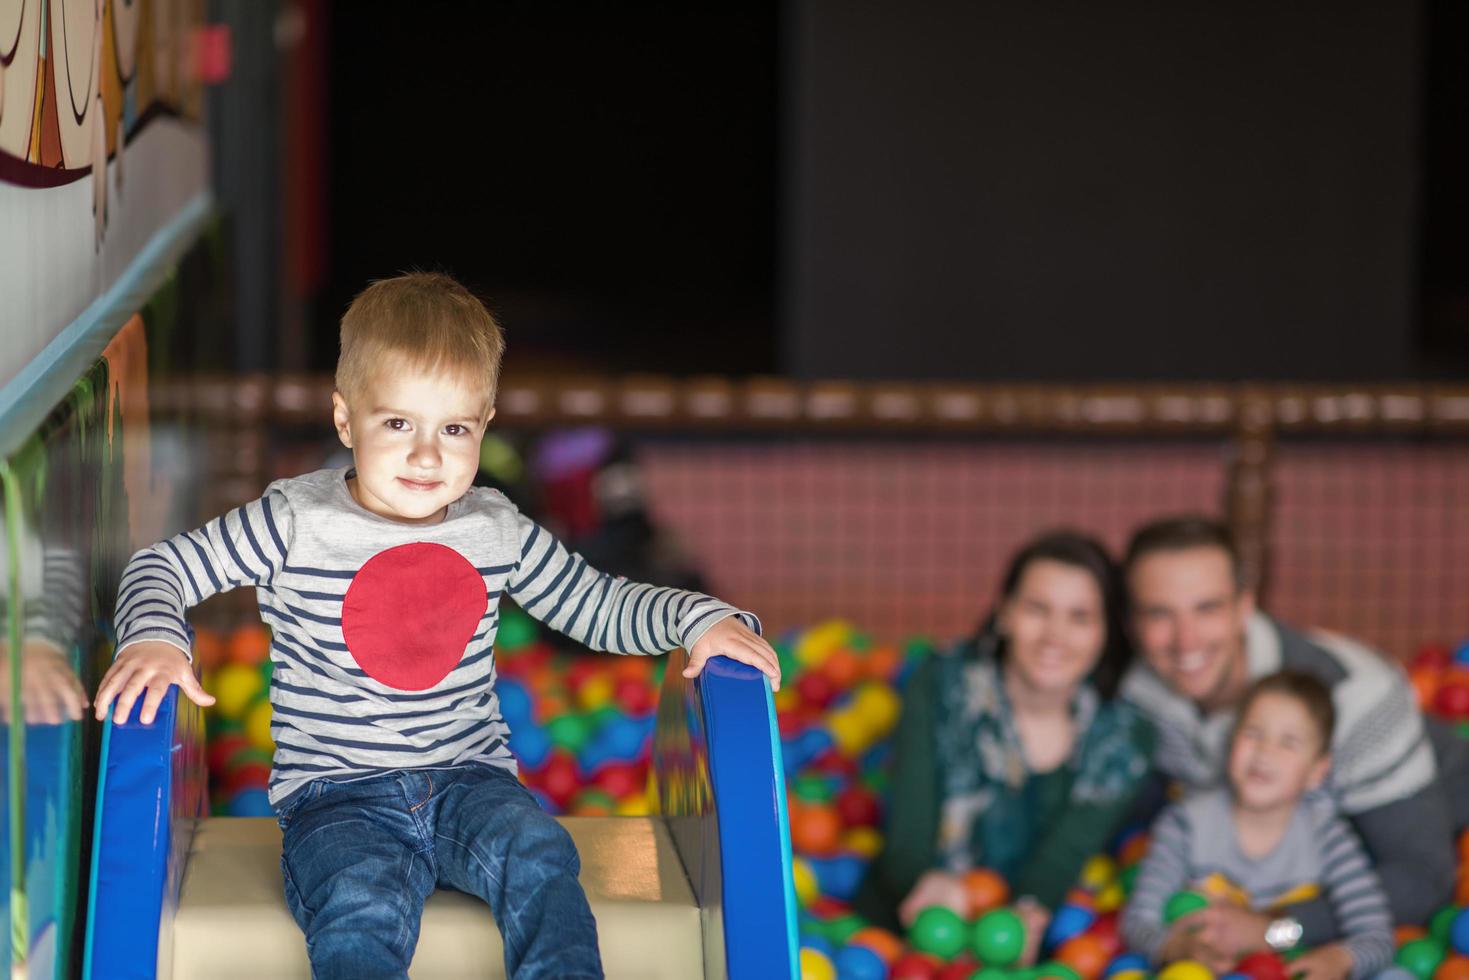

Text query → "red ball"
[812,749,859,779]
[835,785,882,828]
[613,676,655,716]
[808,896,850,919]
[223,760,271,796]
[796,671,838,710]
[565,657,604,695]
[1236,951,1290,980]
[1436,683,1469,719]
[207,733,251,776]
[593,761,644,800]
[936,956,979,980]
[539,751,582,808]
[1417,643,1453,671]
[890,952,943,979]
[777,709,811,738]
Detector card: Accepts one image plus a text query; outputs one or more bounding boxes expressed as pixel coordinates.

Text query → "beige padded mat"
[167,816,704,979]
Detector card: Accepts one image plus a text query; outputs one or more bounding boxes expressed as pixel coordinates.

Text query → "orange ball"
[961,868,1010,916]
[1436,955,1469,980]
[226,624,271,665]
[848,926,904,965]
[1118,833,1150,867]
[821,648,863,690]
[865,646,902,682]
[1456,872,1469,907]
[1458,828,1469,864]
[1398,925,1429,945]
[1412,667,1442,710]
[1056,934,1112,980]
[789,802,843,856]
[192,628,225,669]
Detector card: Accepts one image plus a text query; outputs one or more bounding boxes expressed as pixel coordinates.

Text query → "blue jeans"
[277,764,603,979]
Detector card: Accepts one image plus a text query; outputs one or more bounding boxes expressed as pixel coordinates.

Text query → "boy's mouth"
[397,477,443,491]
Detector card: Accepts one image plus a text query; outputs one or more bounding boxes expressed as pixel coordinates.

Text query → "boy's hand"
[1015,897,1051,967]
[684,616,781,691]
[0,641,89,725]
[95,640,215,725]
[1289,944,1353,980]
[1159,911,1235,976]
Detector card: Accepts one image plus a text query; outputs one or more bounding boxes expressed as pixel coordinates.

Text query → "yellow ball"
[799,946,836,980]
[577,674,614,711]
[795,620,854,667]
[615,795,651,816]
[1095,881,1125,913]
[1079,853,1117,890]
[213,663,264,720]
[1159,962,1213,980]
[792,857,818,906]
[842,826,883,858]
[773,686,800,714]
[1110,972,1149,980]
[826,711,870,756]
[852,682,901,733]
[245,698,275,752]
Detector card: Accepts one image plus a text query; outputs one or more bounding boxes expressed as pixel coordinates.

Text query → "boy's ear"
[331,391,354,449]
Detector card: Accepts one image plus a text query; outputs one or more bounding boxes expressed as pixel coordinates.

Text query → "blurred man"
[1122,516,1464,957]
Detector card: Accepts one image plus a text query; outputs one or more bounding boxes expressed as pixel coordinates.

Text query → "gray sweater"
[1122,789,1393,979]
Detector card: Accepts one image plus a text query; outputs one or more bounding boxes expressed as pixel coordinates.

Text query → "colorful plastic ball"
[834,943,888,980]
[973,970,1010,980]
[1456,640,1469,666]
[509,723,553,769]
[613,676,655,715]
[972,907,1025,967]
[821,648,863,689]
[614,794,650,816]
[213,663,265,719]
[496,678,533,726]
[800,946,837,980]
[848,926,903,965]
[192,628,226,669]
[843,826,884,858]
[592,761,643,800]
[1079,854,1116,890]
[1037,963,1083,980]
[890,952,943,979]
[806,854,865,901]
[225,788,274,816]
[1055,934,1112,980]
[226,624,271,665]
[1118,863,1140,897]
[600,714,654,760]
[207,732,251,775]
[223,760,271,797]
[1449,909,1469,956]
[1093,882,1125,914]
[934,956,979,980]
[797,671,839,710]
[790,803,844,856]
[1433,907,1461,944]
[1107,971,1147,980]
[1163,890,1210,924]
[576,674,615,712]
[546,714,592,753]
[571,788,616,816]
[961,868,1010,916]
[1219,974,1251,980]
[792,857,819,906]
[1435,955,1469,980]
[1437,684,1469,720]
[1398,939,1449,980]
[496,608,538,650]
[1403,927,1432,946]
[1117,831,1150,867]
[1158,961,1213,980]
[909,906,969,960]
[1046,903,1095,947]
[1103,953,1151,977]
[538,751,581,808]
[244,698,274,752]
[836,785,882,828]
[1234,951,1289,980]
[793,773,839,803]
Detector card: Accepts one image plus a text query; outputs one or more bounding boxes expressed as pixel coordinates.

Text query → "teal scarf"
[931,637,1148,881]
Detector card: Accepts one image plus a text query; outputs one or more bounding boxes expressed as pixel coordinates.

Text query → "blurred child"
[93,272,781,980]
[1122,671,1392,980]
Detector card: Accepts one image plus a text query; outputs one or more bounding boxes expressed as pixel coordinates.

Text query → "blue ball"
[1045,903,1095,949]
[1450,907,1469,955]
[807,855,865,901]
[1455,641,1469,667]
[800,934,836,960]
[602,715,654,761]
[509,723,552,769]
[1104,953,1151,977]
[782,727,835,773]
[226,788,274,817]
[496,679,533,726]
[1220,974,1252,980]
[835,943,887,980]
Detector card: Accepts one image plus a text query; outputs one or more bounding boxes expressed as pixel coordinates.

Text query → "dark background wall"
[785,0,1426,381]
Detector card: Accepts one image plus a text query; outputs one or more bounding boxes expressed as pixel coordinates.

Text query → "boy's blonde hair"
[336,272,505,409]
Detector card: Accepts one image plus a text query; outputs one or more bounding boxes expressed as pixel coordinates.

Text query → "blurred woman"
[854,531,1153,955]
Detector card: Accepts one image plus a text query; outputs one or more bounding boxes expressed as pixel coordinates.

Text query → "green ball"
[1163,889,1210,924]
[910,906,969,959]
[1432,905,1461,944]
[496,607,538,651]
[849,633,873,652]
[1456,721,1469,741]
[792,774,836,803]
[903,637,936,660]
[587,704,621,732]
[972,969,1011,980]
[826,913,865,945]
[861,770,890,795]
[1036,964,1081,980]
[972,908,1025,967]
[1395,938,1446,980]
[1118,863,1140,897]
[547,714,592,752]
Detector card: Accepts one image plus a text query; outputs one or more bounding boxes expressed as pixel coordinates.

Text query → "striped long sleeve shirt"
[1121,789,1394,978]
[113,466,757,807]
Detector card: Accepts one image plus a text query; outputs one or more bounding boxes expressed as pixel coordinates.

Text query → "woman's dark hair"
[974,530,1134,699]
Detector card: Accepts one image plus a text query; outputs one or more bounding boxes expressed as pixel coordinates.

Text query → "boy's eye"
[385,418,408,431]
[445,424,469,436]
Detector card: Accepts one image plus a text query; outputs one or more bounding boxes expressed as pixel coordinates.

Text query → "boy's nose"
[408,440,441,468]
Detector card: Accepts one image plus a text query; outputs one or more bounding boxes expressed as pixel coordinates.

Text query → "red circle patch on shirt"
[341,542,488,691]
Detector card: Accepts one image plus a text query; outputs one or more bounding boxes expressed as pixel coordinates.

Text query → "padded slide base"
[167,816,703,979]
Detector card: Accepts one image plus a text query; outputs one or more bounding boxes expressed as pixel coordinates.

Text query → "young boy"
[93,272,782,980]
[1121,671,1393,980]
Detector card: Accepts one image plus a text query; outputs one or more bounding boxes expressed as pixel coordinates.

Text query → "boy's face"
[1227,691,1331,813]
[331,360,493,524]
